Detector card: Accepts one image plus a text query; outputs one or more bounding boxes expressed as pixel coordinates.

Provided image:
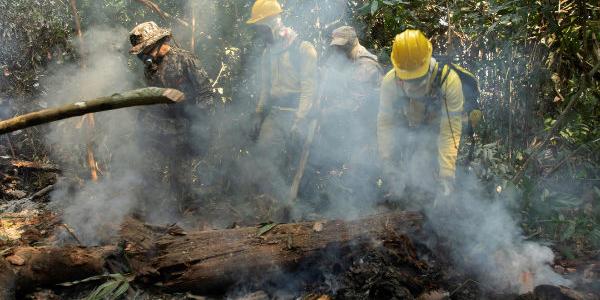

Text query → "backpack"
[432,60,482,161]
[433,60,481,132]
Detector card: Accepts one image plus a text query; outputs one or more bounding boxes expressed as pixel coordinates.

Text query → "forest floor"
[0,160,599,300]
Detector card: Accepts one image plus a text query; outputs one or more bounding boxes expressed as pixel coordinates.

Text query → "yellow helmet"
[247,0,283,25]
[391,30,433,80]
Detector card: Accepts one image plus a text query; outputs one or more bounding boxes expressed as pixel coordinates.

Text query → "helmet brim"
[246,10,281,25]
[129,30,171,55]
[395,60,430,80]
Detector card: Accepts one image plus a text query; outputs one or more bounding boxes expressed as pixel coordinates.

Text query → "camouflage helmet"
[129,21,172,54]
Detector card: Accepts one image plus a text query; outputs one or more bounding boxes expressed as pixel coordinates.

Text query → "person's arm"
[377,70,400,162]
[295,41,318,121]
[438,67,464,179]
[352,59,383,109]
[185,54,213,104]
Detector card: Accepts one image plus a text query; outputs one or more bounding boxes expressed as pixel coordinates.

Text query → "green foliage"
[85,273,132,300]
[0,0,599,257]
[0,0,72,97]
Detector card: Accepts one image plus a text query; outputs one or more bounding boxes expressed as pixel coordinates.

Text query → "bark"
[0,212,421,297]
[0,88,184,135]
[122,211,423,293]
[1,246,116,298]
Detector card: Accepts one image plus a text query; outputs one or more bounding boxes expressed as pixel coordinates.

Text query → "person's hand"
[249,112,264,141]
[433,177,455,209]
[438,177,454,197]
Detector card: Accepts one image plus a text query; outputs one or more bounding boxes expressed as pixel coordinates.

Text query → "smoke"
[44,26,144,245]
[30,0,570,294]
[425,176,571,293]
[178,1,570,293]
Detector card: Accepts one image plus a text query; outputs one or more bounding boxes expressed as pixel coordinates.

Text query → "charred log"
[0,212,422,297]
[121,211,423,293]
[1,246,116,298]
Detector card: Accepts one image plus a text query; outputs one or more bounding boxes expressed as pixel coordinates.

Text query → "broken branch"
[0,88,185,135]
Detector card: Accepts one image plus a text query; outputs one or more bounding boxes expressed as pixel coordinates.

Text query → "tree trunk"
[0,88,184,135]
[0,212,422,297]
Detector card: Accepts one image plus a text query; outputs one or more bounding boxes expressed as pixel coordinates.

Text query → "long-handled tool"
[289,118,318,202]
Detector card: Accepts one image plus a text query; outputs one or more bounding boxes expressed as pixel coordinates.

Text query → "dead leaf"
[5,189,26,198]
[6,254,25,266]
[313,221,324,232]
[417,290,449,300]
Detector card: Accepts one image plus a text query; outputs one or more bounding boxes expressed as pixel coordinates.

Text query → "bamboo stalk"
[0,88,184,135]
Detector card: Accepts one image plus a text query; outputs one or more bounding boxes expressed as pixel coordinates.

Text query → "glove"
[438,177,454,197]
[249,112,265,141]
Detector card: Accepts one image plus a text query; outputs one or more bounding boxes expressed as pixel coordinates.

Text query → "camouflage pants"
[137,108,193,216]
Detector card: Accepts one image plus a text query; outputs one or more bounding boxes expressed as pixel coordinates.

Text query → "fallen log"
[122,211,423,293]
[0,87,184,135]
[1,246,117,299]
[0,212,422,297]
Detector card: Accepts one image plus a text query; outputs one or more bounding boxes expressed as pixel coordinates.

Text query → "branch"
[0,88,184,135]
[134,0,189,27]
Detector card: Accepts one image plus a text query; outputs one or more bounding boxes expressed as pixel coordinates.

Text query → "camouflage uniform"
[130,22,213,206]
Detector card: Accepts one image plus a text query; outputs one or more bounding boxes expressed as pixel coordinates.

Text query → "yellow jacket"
[256,37,318,121]
[377,59,464,179]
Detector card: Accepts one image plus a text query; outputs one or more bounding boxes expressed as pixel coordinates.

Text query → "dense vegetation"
[0,0,599,259]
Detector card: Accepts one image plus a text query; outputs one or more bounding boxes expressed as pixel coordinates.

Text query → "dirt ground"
[1,163,599,300]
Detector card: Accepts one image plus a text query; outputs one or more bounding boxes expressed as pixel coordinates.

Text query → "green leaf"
[86,280,120,300]
[256,222,278,236]
[57,274,108,287]
[109,282,130,300]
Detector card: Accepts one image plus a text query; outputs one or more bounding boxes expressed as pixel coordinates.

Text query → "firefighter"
[129,21,213,206]
[246,0,318,200]
[309,26,382,210]
[377,29,464,197]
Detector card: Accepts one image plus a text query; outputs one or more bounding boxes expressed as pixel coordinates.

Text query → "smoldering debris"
[0,0,586,298]
[42,26,145,245]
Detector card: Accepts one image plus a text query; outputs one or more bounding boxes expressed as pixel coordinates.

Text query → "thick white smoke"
[44,26,143,245]
[33,1,569,294]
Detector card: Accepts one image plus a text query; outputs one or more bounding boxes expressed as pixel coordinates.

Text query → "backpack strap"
[434,61,459,150]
